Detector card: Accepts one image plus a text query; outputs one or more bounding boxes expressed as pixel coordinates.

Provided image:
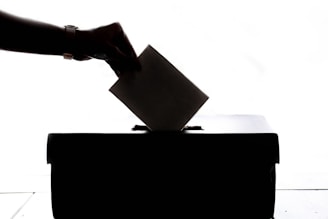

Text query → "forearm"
[0,10,67,56]
[0,10,141,73]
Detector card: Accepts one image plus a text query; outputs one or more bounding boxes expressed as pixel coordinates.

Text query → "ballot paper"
[109,45,209,131]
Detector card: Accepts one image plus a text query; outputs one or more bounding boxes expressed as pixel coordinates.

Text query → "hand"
[75,23,141,76]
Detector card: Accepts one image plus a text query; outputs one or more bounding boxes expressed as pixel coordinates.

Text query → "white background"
[1,0,328,190]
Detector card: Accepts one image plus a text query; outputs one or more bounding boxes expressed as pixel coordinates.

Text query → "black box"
[47,115,279,218]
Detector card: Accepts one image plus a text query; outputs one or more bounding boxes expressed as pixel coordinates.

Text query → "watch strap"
[63,25,78,60]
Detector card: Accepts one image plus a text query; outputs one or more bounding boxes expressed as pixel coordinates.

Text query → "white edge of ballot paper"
[109,45,209,131]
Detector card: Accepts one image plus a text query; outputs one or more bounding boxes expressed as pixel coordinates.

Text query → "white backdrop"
[1,0,328,189]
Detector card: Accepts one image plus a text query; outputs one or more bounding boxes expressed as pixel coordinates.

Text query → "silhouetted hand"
[0,10,140,76]
[75,23,141,76]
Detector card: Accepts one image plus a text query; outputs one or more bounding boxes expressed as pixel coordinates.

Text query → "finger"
[116,32,138,60]
[105,44,140,70]
[73,55,92,61]
[110,25,141,69]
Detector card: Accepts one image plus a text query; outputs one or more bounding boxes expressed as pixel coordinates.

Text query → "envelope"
[109,45,209,131]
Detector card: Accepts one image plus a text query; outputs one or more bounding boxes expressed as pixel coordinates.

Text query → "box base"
[48,133,279,218]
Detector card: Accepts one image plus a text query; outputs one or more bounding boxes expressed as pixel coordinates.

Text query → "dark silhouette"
[47,115,279,219]
[0,10,141,76]
[47,132,279,219]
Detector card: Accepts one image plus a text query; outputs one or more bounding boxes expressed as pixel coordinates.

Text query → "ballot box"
[47,115,279,218]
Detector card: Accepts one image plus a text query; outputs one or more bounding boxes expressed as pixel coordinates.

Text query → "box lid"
[47,115,279,164]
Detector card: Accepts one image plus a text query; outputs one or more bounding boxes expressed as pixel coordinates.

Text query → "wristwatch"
[63,25,78,60]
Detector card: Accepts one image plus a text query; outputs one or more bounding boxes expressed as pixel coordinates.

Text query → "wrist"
[74,29,95,61]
